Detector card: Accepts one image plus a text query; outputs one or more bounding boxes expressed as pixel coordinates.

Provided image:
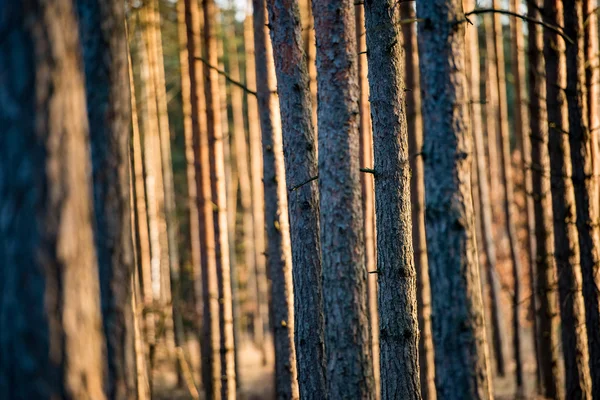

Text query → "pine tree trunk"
[563,0,600,396]
[265,0,326,397]
[243,12,269,362]
[0,2,105,397]
[401,4,435,399]
[356,6,380,398]
[252,1,300,397]
[311,0,375,397]
[184,0,222,397]
[202,1,237,397]
[416,1,492,398]
[76,0,136,397]
[363,2,420,399]
[526,0,558,395]
[544,0,592,397]
[469,7,505,381]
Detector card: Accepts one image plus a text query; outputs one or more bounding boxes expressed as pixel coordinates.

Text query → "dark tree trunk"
[266,0,326,397]
[563,0,600,395]
[0,1,105,398]
[76,1,137,398]
[363,2,421,399]
[400,5,435,399]
[416,1,492,398]
[544,0,592,397]
[311,0,375,397]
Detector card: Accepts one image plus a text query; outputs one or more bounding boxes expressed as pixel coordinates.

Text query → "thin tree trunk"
[401,4,435,399]
[243,12,269,363]
[252,1,300,397]
[585,0,600,215]
[416,1,492,398]
[0,2,105,397]
[490,0,525,387]
[544,0,592,397]
[265,0,326,397]
[563,1,600,396]
[305,5,318,139]
[356,6,380,398]
[363,2,421,399]
[470,8,506,381]
[311,0,375,397]
[202,1,237,397]
[76,0,136,397]
[184,0,222,397]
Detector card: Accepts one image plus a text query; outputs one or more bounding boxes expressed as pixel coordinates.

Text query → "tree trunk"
[489,0,524,387]
[356,6,380,398]
[0,2,105,398]
[563,0,600,396]
[265,0,326,397]
[363,2,420,399]
[202,1,237,397]
[76,0,136,397]
[311,0,375,397]
[416,1,492,398]
[252,1,300,397]
[184,0,222,397]
[544,0,592,397]
[471,7,506,381]
[243,12,269,363]
[401,4,436,399]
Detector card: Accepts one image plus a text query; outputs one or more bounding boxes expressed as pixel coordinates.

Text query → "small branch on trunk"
[195,55,257,96]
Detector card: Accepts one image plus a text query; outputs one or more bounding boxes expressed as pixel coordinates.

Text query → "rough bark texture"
[266,0,326,397]
[401,4,435,400]
[202,1,237,397]
[243,13,269,361]
[525,0,553,394]
[184,0,222,397]
[253,1,300,397]
[76,1,136,397]
[356,6,380,398]
[363,2,420,399]
[416,1,492,398]
[563,0,600,396]
[311,0,375,397]
[0,1,105,398]
[544,0,592,397]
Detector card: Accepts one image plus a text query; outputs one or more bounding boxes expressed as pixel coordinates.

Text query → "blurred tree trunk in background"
[76,0,137,397]
[0,2,105,398]
[184,0,222,397]
[364,1,421,399]
[244,10,269,364]
[311,0,375,397]
[252,0,300,397]
[416,1,492,398]
[564,0,600,396]
[401,4,435,399]
[266,0,327,397]
[544,0,591,397]
[356,6,380,398]
[202,0,237,397]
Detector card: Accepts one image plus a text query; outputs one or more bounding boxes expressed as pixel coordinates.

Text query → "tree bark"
[202,0,237,397]
[401,4,436,399]
[544,0,592,397]
[76,0,136,397]
[563,0,600,396]
[416,1,492,398]
[243,12,269,362]
[356,6,380,398]
[311,0,375,398]
[363,2,420,399]
[253,1,300,397]
[0,2,105,398]
[184,0,222,397]
[266,0,326,397]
